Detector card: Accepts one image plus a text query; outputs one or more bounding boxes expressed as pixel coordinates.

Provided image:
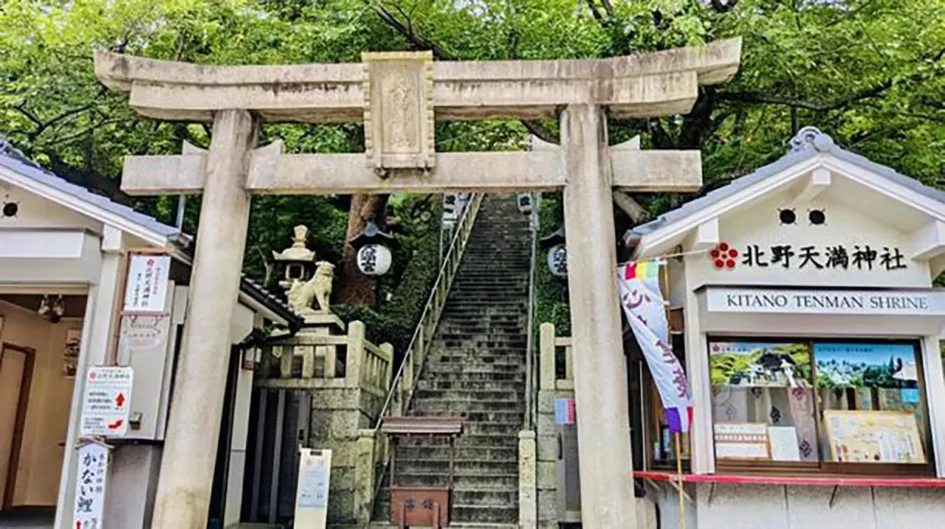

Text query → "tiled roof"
[0,138,182,241]
[0,138,299,327]
[627,127,945,242]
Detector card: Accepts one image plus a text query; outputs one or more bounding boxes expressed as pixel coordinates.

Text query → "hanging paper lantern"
[357,244,393,276]
[547,243,568,278]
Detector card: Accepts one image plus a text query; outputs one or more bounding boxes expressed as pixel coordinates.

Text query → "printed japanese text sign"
[80,366,133,438]
[295,449,331,529]
[73,442,109,529]
[123,254,170,313]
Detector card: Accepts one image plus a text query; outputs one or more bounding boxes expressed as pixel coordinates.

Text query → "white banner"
[617,261,692,433]
[73,442,109,529]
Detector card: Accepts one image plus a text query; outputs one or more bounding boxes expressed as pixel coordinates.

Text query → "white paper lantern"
[357,244,393,276]
[546,244,568,278]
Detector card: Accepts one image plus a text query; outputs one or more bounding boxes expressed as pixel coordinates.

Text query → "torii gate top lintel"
[96,38,741,196]
[94,38,741,123]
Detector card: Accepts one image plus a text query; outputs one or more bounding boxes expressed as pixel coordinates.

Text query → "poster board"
[123,254,171,313]
[295,448,331,529]
[80,366,133,438]
[824,410,926,464]
[713,422,770,460]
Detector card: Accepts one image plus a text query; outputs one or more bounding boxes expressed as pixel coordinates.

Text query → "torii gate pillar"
[94,40,741,529]
[561,104,635,524]
[151,110,257,528]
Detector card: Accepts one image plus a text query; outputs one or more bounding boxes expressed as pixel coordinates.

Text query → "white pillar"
[151,109,257,529]
[54,226,124,529]
[561,104,637,527]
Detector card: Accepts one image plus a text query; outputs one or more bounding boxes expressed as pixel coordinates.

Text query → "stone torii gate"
[95,40,741,529]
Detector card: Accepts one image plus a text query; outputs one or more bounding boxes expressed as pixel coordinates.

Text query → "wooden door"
[0,344,35,510]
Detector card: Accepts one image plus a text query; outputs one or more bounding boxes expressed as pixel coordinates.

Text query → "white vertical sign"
[295,448,331,529]
[123,254,171,313]
[80,366,133,438]
[73,442,110,529]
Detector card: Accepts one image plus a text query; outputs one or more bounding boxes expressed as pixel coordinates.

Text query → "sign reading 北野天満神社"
[706,287,945,316]
[708,242,908,272]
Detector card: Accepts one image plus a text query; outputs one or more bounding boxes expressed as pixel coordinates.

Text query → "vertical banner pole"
[675,432,685,529]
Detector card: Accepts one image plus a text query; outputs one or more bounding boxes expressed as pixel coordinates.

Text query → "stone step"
[428,347,527,355]
[414,388,521,401]
[368,522,518,529]
[411,400,525,413]
[395,458,518,475]
[442,307,527,315]
[425,364,524,375]
[392,472,518,489]
[452,488,518,506]
[415,380,525,391]
[415,371,523,382]
[431,341,526,348]
[394,445,518,461]
[452,504,518,524]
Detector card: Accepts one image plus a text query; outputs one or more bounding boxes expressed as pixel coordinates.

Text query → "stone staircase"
[373,194,531,527]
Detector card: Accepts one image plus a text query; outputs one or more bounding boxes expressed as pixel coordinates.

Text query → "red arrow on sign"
[116,393,126,407]
[107,419,123,430]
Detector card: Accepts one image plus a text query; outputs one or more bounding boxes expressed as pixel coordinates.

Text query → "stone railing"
[540,323,574,391]
[260,319,393,398]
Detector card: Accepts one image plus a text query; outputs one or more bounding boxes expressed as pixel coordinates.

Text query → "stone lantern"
[272,224,317,292]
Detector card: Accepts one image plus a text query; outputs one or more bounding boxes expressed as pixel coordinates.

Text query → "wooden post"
[151,109,257,529]
[561,104,636,527]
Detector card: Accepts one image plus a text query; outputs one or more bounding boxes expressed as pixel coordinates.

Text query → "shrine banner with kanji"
[617,261,693,433]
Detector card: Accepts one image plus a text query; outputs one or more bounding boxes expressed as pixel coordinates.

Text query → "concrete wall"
[0,300,79,507]
[652,483,945,529]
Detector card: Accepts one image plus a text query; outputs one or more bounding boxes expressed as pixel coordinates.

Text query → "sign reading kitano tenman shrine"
[95,39,743,528]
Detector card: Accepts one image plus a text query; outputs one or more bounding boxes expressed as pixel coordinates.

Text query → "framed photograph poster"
[824,410,926,464]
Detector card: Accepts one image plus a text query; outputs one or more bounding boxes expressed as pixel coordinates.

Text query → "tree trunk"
[338,193,389,305]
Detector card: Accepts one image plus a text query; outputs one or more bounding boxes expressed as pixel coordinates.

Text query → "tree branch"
[370,1,560,144]
[720,45,945,111]
[371,3,452,59]
[586,0,605,24]
[612,191,650,224]
[599,0,614,16]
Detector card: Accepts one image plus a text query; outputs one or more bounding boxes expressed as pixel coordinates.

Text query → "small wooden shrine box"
[380,416,464,529]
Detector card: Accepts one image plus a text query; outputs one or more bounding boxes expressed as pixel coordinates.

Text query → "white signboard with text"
[80,366,133,438]
[295,448,331,529]
[73,441,109,529]
[123,254,170,313]
[706,288,945,316]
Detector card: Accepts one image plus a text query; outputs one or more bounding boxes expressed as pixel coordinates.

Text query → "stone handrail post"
[345,321,366,387]
[539,323,574,392]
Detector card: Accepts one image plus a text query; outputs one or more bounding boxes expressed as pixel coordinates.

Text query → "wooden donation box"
[381,416,464,529]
